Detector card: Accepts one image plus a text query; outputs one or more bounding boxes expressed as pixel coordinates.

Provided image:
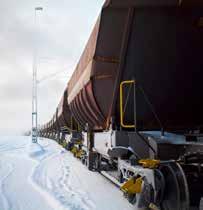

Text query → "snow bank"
[0,136,134,210]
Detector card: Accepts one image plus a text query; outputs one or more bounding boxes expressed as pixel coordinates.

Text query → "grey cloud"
[0,0,105,135]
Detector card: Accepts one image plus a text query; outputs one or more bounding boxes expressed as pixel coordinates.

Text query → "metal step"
[100,171,121,188]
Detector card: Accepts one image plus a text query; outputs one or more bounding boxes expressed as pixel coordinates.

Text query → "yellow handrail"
[120,80,135,128]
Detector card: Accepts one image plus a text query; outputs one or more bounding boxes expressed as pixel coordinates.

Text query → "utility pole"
[32,7,43,143]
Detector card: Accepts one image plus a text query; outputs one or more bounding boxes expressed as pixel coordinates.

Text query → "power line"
[37,69,72,84]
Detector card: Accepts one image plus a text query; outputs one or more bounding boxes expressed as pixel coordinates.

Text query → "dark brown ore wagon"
[57,90,72,131]
[67,0,203,133]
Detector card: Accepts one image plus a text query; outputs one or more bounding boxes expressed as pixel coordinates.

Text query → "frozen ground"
[0,136,135,210]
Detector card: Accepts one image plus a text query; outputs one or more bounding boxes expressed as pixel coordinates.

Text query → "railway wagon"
[44,123,50,138]
[40,0,203,209]
[56,90,76,143]
[43,121,51,138]
[47,121,52,138]
[68,0,203,133]
[66,1,203,209]
[49,117,57,139]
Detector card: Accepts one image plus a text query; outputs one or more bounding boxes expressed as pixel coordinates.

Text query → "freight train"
[39,1,203,209]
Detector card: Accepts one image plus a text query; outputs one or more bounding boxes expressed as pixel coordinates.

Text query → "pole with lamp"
[32,7,43,143]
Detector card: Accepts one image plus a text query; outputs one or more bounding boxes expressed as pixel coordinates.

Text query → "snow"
[0,136,135,210]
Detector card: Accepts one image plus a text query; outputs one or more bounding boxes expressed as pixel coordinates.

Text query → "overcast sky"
[0,0,105,135]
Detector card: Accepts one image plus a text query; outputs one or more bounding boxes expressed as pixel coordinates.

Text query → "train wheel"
[95,153,101,172]
[87,151,94,171]
[159,162,190,210]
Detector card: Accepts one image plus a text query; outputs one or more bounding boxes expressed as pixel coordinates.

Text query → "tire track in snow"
[53,155,95,210]
[0,137,135,210]
[0,160,15,210]
[60,155,95,210]
[30,148,94,210]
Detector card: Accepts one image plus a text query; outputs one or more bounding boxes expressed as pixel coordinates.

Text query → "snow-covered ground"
[0,136,135,210]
